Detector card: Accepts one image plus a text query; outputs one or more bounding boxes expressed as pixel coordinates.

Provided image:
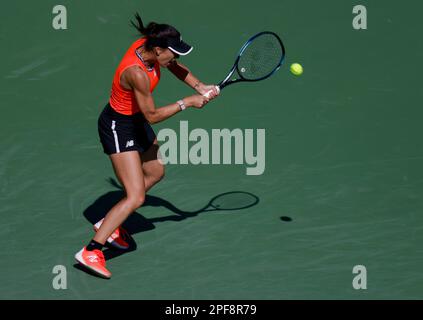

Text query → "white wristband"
[177,100,186,111]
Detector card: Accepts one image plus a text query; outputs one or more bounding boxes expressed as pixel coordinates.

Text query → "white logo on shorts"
[126,140,134,148]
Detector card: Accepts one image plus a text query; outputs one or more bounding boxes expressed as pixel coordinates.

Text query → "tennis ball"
[290,63,303,76]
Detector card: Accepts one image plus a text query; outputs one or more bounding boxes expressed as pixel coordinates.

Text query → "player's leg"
[93,151,145,244]
[93,141,164,250]
[75,151,144,278]
[141,140,165,192]
[109,140,164,192]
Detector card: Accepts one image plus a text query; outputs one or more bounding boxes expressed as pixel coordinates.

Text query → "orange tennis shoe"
[93,219,130,250]
[75,247,111,279]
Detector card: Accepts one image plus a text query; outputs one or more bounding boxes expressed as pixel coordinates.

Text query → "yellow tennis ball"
[290,63,303,76]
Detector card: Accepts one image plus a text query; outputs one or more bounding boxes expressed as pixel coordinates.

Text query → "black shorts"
[98,104,156,155]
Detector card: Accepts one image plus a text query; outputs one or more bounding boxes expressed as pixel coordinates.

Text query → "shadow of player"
[73,178,260,275]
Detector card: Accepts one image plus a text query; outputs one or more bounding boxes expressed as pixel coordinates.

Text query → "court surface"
[1,0,423,299]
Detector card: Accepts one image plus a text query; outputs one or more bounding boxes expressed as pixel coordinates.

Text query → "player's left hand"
[196,83,220,99]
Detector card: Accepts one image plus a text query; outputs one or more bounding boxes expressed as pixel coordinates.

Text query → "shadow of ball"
[280,216,293,222]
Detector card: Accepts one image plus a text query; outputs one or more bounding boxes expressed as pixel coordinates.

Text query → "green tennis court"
[1,0,422,299]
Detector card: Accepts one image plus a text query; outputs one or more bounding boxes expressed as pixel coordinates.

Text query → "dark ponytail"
[131,12,180,51]
[131,12,145,34]
[130,12,157,37]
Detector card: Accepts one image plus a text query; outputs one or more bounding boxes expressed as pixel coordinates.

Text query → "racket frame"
[218,31,286,90]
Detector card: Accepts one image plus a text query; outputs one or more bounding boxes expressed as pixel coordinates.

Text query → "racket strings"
[237,33,283,80]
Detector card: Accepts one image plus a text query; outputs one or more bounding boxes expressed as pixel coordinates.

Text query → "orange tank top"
[109,38,161,115]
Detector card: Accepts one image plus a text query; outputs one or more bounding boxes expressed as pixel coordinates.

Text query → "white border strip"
[168,46,193,56]
[111,120,120,153]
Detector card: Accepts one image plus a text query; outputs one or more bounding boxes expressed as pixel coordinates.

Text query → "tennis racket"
[204,31,285,98]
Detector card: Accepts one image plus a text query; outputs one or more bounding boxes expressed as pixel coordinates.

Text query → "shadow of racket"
[178,191,259,217]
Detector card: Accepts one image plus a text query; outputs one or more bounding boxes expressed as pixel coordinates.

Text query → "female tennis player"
[75,13,219,278]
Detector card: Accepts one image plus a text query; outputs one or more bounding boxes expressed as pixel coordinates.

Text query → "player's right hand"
[185,94,210,108]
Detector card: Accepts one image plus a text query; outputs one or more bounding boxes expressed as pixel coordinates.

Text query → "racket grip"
[203,86,220,99]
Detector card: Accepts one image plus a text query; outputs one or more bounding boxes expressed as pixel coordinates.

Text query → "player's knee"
[126,193,145,210]
[134,194,145,208]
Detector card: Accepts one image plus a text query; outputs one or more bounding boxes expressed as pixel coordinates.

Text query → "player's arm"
[168,60,219,98]
[167,60,199,89]
[125,66,209,124]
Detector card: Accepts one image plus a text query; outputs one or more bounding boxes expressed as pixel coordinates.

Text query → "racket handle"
[203,86,220,99]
